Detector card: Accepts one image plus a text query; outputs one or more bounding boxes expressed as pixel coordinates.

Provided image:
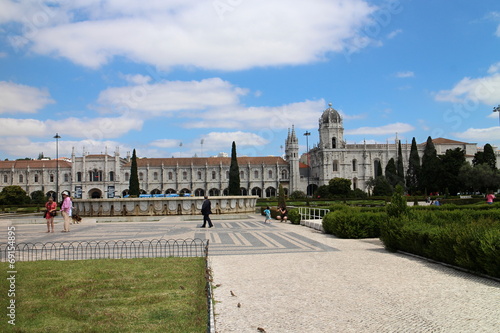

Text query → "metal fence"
[0,238,209,262]
[298,207,330,220]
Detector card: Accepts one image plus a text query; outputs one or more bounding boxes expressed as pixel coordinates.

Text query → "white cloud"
[434,73,500,105]
[0,81,54,114]
[0,116,142,139]
[96,78,247,114]
[387,29,402,39]
[395,71,414,78]
[199,131,270,150]
[345,122,414,135]
[149,139,179,148]
[121,74,152,85]
[184,100,325,130]
[487,62,500,74]
[17,0,376,70]
[452,127,500,141]
[0,118,47,136]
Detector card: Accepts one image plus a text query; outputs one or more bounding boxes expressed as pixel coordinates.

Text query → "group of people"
[263,205,288,223]
[44,191,75,233]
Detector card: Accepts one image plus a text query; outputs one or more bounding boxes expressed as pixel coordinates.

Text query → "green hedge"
[380,209,500,278]
[322,208,383,239]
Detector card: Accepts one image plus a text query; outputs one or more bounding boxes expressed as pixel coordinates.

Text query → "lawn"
[1,257,207,332]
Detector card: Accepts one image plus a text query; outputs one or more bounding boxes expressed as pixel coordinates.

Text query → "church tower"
[319,103,344,149]
[285,125,300,193]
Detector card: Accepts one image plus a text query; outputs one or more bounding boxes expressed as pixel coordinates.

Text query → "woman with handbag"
[44,196,57,233]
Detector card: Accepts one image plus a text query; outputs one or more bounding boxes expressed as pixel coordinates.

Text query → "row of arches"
[119,186,284,198]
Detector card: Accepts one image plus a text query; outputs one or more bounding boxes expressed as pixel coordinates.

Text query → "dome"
[321,103,342,124]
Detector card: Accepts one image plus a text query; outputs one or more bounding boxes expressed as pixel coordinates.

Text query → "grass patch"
[1,257,207,332]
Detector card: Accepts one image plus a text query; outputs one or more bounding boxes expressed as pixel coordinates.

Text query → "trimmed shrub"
[323,208,383,239]
[288,209,301,224]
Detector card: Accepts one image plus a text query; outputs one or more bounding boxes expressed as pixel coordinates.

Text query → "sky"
[0,0,499,160]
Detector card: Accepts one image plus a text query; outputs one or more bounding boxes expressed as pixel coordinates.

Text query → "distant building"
[1,103,498,199]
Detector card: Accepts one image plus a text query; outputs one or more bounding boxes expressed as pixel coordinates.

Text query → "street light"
[54,133,61,202]
[303,131,311,196]
[494,105,500,126]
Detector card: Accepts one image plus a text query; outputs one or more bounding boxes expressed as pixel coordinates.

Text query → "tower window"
[352,159,357,172]
[332,137,337,149]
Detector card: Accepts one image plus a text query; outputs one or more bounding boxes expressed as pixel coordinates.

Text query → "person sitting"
[276,206,288,222]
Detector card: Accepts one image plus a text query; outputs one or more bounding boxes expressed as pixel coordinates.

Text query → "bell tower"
[319,103,344,149]
[285,125,300,193]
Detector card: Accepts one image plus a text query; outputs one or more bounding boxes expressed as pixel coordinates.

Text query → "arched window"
[50,174,54,182]
[352,159,357,172]
[19,174,23,183]
[125,173,130,181]
[281,169,288,179]
[3,175,8,183]
[77,172,82,182]
[64,173,69,182]
[353,178,358,190]
[254,170,259,179]
[240,171,245,179]
[197,171,202,180]
[268,170,273,179]
[332,137,337,149]
[212,171,216,180]
[139,172,144,181]
[109,171,115,181]
[168,172,173,180]
[153,172,158,181]
[333,161,338,172]
[34,174,39,183]
[182,171,187,180]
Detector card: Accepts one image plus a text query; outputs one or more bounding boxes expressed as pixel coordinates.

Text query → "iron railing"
[298,207,330,220]
[0,238,209,262]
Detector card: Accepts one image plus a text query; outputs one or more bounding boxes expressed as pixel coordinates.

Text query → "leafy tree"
[474,143,497,170]
[385,158,398,188]
[129,149,140,197]
[438,148,465,196]
[31,190,47,204]
[228,141,241,195]
[386,185,408,218]
[459,163,500,193]
[0,186,30,205]
[328,177,351,197]
[420,136,442,194]
[372,176,393,196]
[315,185,330,199]
[290,190,306,200]
[405,137,421,195]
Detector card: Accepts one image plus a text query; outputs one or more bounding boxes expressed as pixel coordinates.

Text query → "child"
[264,206,271,223]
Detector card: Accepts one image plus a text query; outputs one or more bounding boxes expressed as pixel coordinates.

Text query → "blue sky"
[0,0,499,160]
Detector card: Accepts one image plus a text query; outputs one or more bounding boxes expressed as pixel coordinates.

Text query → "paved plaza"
[1,214,499,332]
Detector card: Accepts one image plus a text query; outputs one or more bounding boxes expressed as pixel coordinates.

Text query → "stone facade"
[1,104,498,199]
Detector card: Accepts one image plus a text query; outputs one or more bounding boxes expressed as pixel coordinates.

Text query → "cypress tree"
[385,158,398,187]
[420,136,441,194]
[228,141,241,195]
[405,137,421,194]
[129,149,140,197]
[278,183,287,208]
[375,160,383,178]
[396,140,405,183]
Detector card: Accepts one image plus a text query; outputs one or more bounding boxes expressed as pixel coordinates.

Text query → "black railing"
[0,238,209,261]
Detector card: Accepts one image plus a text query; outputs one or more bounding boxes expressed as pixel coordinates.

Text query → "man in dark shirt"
[200,196,213,228]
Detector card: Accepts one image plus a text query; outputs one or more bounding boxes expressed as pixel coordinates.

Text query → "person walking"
[60,191,72,232]
[264,206,271,223]
[44,196,57,233]
[200,196,213,228]
[486,192,496,204]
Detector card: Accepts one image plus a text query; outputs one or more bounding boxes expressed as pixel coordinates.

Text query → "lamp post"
[54,133,61,202]
[494,105,500,126]
[303,131,311,196]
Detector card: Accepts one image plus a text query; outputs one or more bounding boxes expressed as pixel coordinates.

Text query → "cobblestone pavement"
[2,214,499,332]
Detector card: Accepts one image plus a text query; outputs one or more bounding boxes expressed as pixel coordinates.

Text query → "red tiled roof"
[420,137,470,145]
[124,156,287,167]
[0,160,72,169]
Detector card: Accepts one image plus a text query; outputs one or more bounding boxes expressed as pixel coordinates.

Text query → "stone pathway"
[2,214,499,332]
